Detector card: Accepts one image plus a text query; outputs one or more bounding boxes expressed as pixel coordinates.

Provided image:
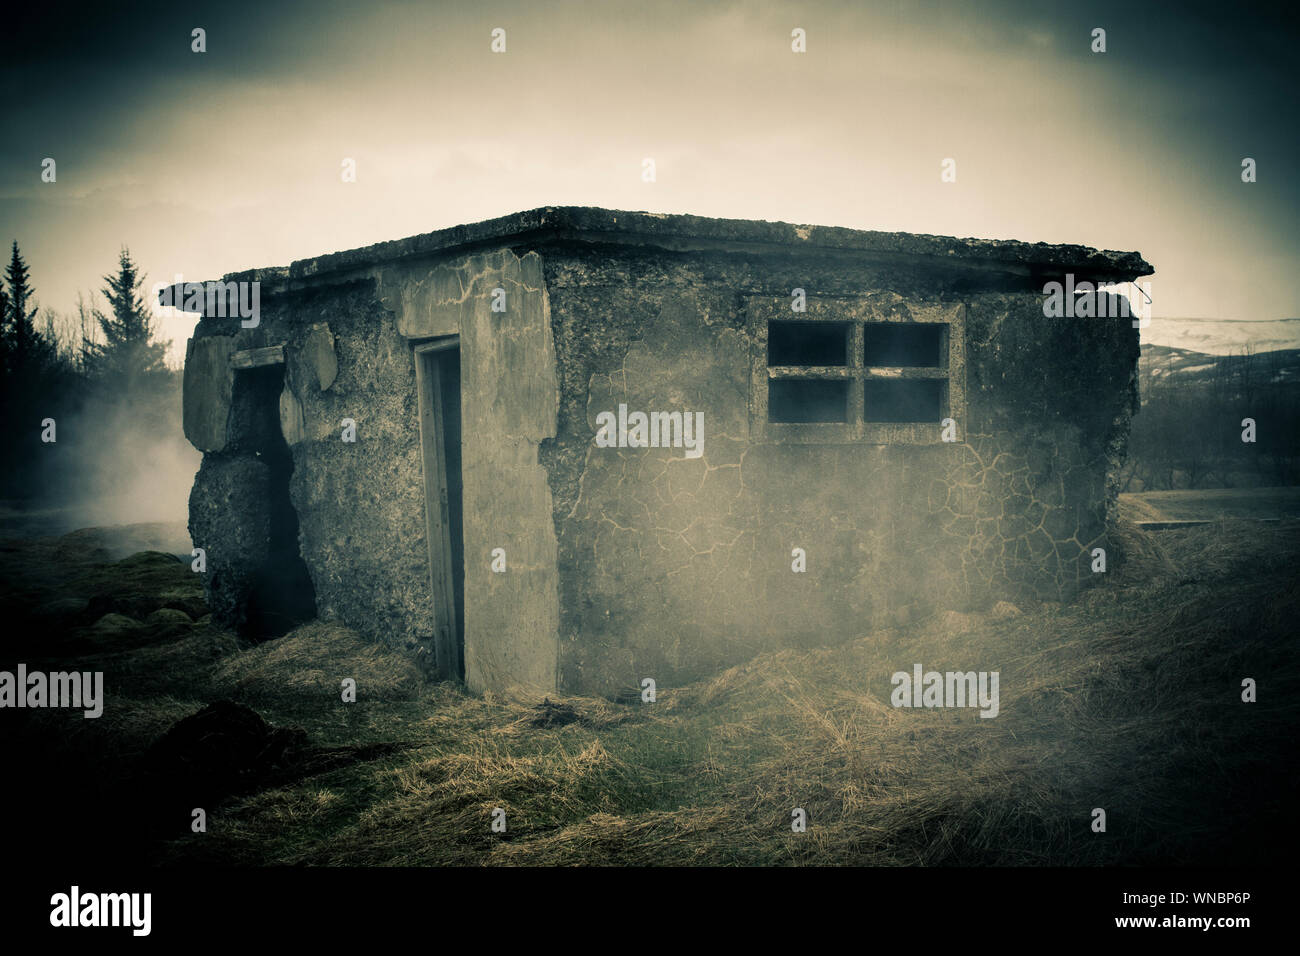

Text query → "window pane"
[864,379,944,422]
[769,379,849,422]
[768,321,849,366]
[863,323,944,367]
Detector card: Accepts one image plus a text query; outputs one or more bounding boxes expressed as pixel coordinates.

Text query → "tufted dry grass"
[4,506,1296,866]
[156,518,1299,866]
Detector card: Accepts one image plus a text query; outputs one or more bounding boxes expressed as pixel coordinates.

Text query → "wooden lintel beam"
[229,345,285,369]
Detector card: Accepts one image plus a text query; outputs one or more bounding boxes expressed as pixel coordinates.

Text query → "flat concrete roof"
[167,206,1153,307]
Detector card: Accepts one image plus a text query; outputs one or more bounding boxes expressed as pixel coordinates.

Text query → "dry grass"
[156,518,1299,866]
[1120,486,1300,522]
[5,508,1297,866]
[209,621,425,703]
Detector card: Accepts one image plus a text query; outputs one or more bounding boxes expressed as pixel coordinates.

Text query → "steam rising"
[38,381,198,553]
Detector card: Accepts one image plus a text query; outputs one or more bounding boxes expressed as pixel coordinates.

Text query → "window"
[864,378,944,422]
[766,320,851,423]
[862,323,945,423]
[748,296,965,443]
[768,320,849,367]
[769,378,848,423]
[863,323,943,367]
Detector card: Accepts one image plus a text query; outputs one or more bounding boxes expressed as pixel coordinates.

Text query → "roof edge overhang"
[162,205,1153,312]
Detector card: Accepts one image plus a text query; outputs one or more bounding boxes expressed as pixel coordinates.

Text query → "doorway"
[229,363,317,638]
[415,339,465,680]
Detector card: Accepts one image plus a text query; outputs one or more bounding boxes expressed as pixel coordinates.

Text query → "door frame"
[414,336,462,679]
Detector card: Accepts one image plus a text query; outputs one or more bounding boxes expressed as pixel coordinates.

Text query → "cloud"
[2,0,1295,340]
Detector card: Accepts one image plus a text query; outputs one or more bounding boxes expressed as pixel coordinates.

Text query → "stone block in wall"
[302,323,338,391]
[187,455,271,631]
[279,386,305,446]
[182,335,237,452]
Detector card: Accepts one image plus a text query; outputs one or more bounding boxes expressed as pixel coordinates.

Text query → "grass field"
[1119,486,1300,523]
[2,494,1297,866]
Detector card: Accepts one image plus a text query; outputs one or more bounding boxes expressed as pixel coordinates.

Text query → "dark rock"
[143,700,308,790]
[141,701,414,815]
[530,697,582,728]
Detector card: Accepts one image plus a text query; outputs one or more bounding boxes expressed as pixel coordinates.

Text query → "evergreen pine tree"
[1,242,61,497]
[0,283,9,381]
[83,246,170,394]
[4,241,43,377]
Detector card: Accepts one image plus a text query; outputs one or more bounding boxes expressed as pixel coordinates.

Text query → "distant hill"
[1140,316,1300,355]
[1126,343,1300,490]
[1139,343,1300,390]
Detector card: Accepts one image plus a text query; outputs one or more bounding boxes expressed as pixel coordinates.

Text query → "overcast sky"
[2,0,1297,362]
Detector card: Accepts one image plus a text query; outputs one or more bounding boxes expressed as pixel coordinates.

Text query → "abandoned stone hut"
[176,206,1151,697]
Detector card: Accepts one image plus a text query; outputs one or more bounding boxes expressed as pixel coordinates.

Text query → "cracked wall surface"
[185,249,560,693]
[539,247,1138,697]
[184,234,1138,699]
[188,282,434,651]
[383,249,560,694]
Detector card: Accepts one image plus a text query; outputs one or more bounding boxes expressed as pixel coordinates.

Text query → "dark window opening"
[864,379,945,423]
[768,321,849,367]
[231,365,318,639]
[863,323,945,367]
[769,379,849,423]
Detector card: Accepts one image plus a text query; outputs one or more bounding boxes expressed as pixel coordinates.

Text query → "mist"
[3,346,198,552]
[53,390,199,538]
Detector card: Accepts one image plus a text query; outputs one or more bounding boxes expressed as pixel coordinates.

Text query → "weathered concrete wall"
[188,282,433,652]
[183,226,1137,699]
[182,336,237,452]
[538,246,1138,696]
[185,249,561,692]
[379,250,560,694]
[188,456,271,630]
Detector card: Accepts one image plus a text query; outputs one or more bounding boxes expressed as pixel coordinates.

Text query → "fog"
[18,375,199,553]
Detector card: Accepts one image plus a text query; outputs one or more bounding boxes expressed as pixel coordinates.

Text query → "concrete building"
[176,207,1151,697]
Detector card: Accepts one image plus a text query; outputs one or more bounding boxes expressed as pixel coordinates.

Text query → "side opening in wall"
[229,361,318,638]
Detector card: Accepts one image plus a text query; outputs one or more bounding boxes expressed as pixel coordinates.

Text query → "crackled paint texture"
[538,247,1138,696]
[380,249,560,694]
[182,210,1142,698]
